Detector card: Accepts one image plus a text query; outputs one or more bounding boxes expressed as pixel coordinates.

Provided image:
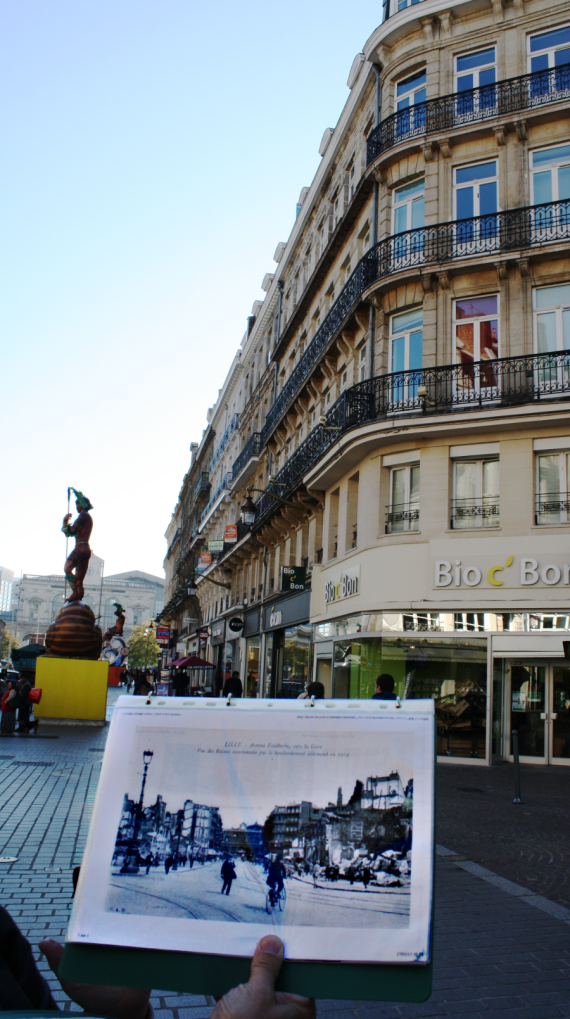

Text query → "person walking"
[222,672,243,698]
[221,857,237,895]
[371,674,398,700]
[15,676,32,733]
[1,680,17,735]
[362,866,371,890]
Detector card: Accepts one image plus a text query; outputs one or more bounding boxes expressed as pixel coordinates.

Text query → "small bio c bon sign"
[324,566,360,605]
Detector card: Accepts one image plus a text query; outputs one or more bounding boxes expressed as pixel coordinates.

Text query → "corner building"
[162,0,570,767]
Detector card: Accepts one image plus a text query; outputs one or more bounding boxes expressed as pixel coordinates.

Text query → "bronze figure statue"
[62,489,93,603]
[103,603,125,644]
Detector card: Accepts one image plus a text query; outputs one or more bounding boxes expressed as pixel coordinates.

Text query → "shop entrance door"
[506,660,570,764]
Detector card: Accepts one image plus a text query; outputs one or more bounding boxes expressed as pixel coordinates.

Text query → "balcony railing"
[535,492,570,525]
[165,528,180,559]
[193,472,210,502]
[258,200,569,448]
[200,472,233,524]
[209,414,240,476]
[252,351,570,526]
[385,503,420,533]
[367,63,570,164]
[451,499,500,529]
[363,200,570,281]
[232,432,262,480]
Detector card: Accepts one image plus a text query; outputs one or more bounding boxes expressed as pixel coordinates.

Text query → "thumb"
[248,935,283,991]
[39,939,64,975]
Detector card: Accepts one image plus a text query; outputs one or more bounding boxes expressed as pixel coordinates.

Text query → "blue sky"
[1,0,383,581]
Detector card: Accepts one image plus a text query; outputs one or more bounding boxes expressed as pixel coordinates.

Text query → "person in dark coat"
[371,674,398,700]
[221,857,237,894]
[15,676,32,732]
[222,672,243,698]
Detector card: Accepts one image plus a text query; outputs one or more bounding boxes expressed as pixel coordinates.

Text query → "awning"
[168,655,214,668]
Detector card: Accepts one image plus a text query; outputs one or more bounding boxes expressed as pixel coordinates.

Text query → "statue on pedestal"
[62,489,93,603]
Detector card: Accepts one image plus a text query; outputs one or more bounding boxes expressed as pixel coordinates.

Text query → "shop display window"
[245,637,260,698]
[330,635,487,759]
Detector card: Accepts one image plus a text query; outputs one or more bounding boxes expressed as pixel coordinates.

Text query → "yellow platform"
[35,658,109,721]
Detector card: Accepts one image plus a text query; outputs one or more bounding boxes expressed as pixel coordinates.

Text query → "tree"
[1,630,19,660]
[127,622,160,669]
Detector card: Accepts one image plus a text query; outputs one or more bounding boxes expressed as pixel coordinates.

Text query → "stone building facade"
[161,0,570,766]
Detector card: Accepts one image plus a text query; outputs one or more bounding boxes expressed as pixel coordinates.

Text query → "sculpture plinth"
[46,602,103,661]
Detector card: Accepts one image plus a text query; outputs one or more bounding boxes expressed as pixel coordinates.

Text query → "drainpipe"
[368,65,382,382]
[273,281,284,405]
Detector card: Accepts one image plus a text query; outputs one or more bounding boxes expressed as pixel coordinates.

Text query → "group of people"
[1,673,36,735]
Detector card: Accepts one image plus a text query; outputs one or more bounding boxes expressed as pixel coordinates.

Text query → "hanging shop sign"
[280,565,306,592]
[199,552,212,569]
[198,629,209,641]
[228,617,244,632]
[324,565,360,605]
[210,621,226,645]
[208,539,225,553]
[156,626,170,647]
[224,524,238,543]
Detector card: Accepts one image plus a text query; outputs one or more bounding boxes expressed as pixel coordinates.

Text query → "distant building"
[12,557,164,645]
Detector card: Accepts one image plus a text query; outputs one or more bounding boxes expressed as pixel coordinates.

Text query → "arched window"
[28,601,40,621]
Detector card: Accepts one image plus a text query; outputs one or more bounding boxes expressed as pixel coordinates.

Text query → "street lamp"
[187,576,197,597]
[240,492,257,527]
[120,749,154,874]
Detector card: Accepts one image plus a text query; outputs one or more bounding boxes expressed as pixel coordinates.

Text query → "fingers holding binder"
[211,936,315,1019]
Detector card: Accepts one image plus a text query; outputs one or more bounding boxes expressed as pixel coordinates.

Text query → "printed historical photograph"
[105,724,413,929]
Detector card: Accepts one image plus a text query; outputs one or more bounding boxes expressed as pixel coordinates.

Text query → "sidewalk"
[0,707,569,1017]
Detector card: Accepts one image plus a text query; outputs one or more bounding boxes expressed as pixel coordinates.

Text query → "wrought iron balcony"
[385,503,420,534]
[382,0,428,21]
[232,432,262,481]
[259,200,569,448]
[193,472,210,502]
[200,472,233,524]
[362,200,570,281]
[252,351,570,527]
[451,498,500,528]
[535,492,570,525]
[367,63,570,164]
[209,414,240,476]
[165,528,181,559]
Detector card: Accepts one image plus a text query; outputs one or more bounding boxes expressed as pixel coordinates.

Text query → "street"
[108,857,410,928]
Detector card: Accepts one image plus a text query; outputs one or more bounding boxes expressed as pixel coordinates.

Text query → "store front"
[243,609,260,698]
[262,590,312,698]
[210,618,226,695]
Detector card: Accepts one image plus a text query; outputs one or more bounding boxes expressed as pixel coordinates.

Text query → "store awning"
[169,655,214,668]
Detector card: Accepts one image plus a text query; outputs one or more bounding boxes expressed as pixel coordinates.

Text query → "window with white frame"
[528,25,570,73]
[389,307,423,374]
[454,47,496,115]
[395,70,426,135]
[359,345,367,381]
[392,177,425,261]
[533,283,570,391]
[454,161,498,221]
[387,464,419,533]
[536,451,570,524]
[454,295,499,394]
[530,144,570,205]
[452,458,500,528]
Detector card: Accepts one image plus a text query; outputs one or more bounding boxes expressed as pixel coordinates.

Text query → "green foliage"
[1,630,19,660]
[127,623,160,668]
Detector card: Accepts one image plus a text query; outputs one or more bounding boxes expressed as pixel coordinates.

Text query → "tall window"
[389,309,423,406]
[455,47,496,116]
[530,144,570,206]
[454,161,498,245]
[454,295,499,396]
[328,489,340,560]
[28,601,40,622]
[536,452,570,524]
[392,178,424,260]
[359,345,367,381]
[452,458,500,528]
[529,25,570,98]
[533,283,570,390]
[346,474,359,550]
[387,464,420,533]
[395,70,426,136]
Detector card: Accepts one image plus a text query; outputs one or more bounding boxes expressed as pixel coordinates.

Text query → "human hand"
[211,936,315,1019]
[40,939,152,1019]
[63,513,71,524]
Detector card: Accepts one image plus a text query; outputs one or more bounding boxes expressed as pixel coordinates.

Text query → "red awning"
[169,655,214,668]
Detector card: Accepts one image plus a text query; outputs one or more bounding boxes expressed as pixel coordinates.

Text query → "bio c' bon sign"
[434,555,570,589]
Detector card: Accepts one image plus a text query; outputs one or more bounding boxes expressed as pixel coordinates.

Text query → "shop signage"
[433,553,570,589]
[199,552,212,568]
[224,524,238,543]
[262,589,311,631]
[269,609,283,627]
[280,565,306,592]
[324,565,360,605]
[198,629,209,640]
[228,617,244,632]
[156,626,170,646]
[211,621,225,645]
[208,540,225,553]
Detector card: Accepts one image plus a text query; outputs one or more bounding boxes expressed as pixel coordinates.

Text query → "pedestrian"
[220,856,237,895]
[145,853,153,875]
[1,680,17,735]
[222,671,243,698]
[362,866,371,889]
[371,674,398,700]
[164,854,173,874]
[346,864,355,886]
[15,676,32,733]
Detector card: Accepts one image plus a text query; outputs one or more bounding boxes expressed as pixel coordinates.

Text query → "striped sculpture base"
[45,601,103,660]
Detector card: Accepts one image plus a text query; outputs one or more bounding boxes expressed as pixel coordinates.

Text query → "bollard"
[512,728,523,804]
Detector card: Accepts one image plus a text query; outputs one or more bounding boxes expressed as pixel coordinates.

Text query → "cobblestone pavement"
[0,707,569,1017]
[437,763,570,909]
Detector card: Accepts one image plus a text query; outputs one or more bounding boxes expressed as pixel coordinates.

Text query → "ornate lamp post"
[120,749,154,874]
